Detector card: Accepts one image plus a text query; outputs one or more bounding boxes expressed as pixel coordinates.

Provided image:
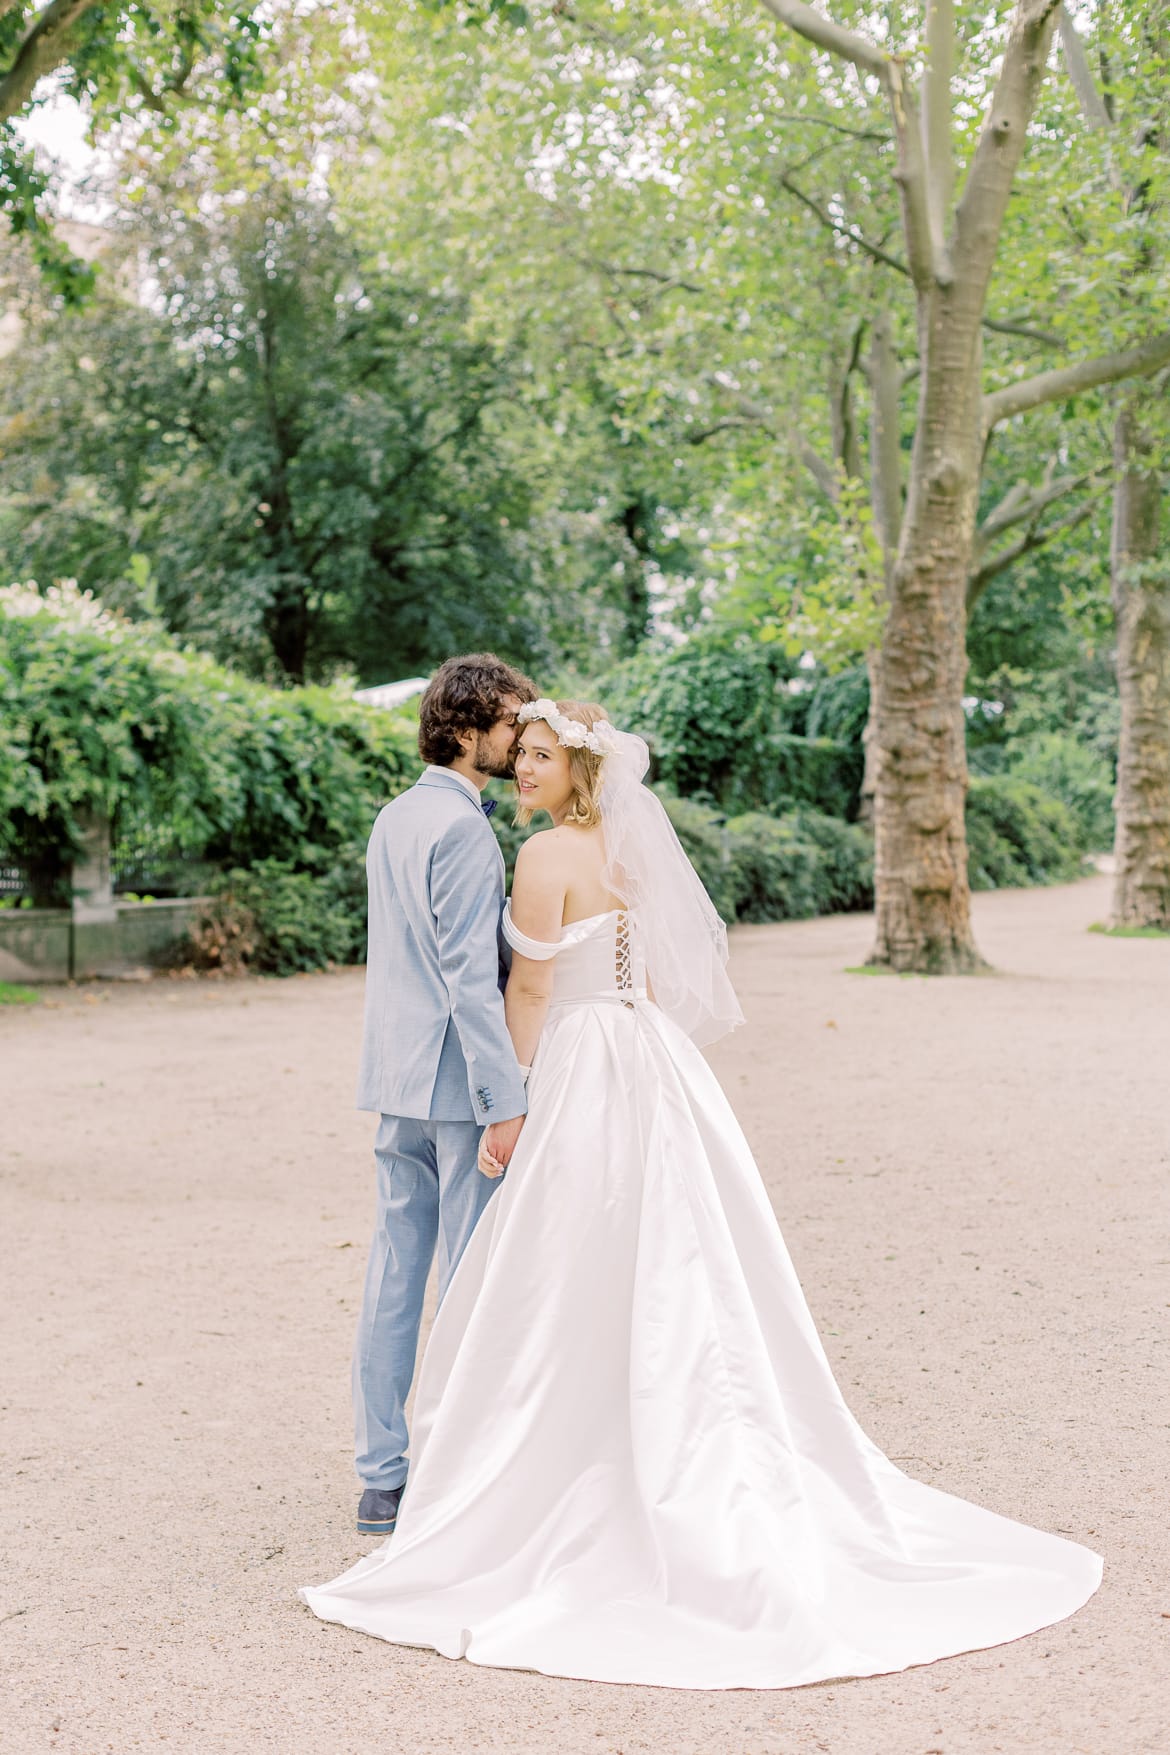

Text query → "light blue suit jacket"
[355,768,528,1125]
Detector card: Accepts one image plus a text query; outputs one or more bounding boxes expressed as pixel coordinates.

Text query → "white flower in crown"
[517,699,616,757]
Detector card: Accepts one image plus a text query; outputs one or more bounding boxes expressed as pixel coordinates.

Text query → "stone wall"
[0,897,207,984]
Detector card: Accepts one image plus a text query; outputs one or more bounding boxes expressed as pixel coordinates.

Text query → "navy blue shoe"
[357,1485,403,1535]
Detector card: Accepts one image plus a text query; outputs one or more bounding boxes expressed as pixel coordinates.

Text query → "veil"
[597,728,745,1048]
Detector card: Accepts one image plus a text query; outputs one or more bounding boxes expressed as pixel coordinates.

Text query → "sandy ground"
[1,870,1168,1755]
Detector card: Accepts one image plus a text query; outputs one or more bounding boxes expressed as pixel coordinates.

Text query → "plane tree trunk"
[1110,399,1170,928]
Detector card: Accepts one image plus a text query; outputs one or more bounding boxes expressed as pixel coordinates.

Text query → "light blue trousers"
[352,1114,497,1490]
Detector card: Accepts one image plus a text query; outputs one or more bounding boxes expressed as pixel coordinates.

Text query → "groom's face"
[470,694,525,779]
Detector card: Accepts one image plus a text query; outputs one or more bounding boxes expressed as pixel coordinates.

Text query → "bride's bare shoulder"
[513,830,568,886]
[517,824,602,863]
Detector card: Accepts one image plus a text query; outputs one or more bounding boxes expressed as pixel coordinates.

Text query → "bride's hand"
[480,1113,524,1178]
[476,1142,506,1179]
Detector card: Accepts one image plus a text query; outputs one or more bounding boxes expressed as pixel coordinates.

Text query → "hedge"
[660,793,875,925]
[0,584,419,901]
[593,632,862,818]
[966,777,1087,890]
[198,769,1087,973]
[2,585,1099,977]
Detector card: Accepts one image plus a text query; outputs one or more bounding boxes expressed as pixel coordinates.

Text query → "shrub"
[783,809,875,912]
[1001,732,1114,852]
[725,813,823,922]
[804,663,871,745]
[649,791,873,926]
[726,809,874,922]
[185,889,258,976]
[187,853,369,976]
[965,776,1087,890]
[593,631,861,817]
[655,789,740,922]
[0,584,419,897]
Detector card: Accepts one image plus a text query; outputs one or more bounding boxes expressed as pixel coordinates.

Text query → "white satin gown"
[301,905,1101,1689]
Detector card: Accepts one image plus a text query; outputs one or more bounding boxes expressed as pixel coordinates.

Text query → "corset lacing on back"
[501,900,647,1010]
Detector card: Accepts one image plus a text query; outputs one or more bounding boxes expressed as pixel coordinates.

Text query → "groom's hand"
[481,1113,525,1176]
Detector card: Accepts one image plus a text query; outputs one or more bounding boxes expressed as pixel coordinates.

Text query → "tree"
[0,199,553,681]
[398,2,1170,960]
[742,0,1170,969]
[1054,3,1170,928]
[0,0,264,299]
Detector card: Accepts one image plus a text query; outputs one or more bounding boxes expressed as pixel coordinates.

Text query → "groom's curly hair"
[418,653,538,766]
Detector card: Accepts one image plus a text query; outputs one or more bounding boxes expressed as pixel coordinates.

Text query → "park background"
[1,5,1169,1754]
[2,0,1168,982]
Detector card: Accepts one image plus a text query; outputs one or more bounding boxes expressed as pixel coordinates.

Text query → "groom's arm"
[430,814,528,1131]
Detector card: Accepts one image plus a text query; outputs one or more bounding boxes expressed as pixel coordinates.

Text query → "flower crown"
[517,699,618,756]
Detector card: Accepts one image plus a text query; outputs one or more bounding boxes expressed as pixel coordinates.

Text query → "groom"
[352,652,536,1536]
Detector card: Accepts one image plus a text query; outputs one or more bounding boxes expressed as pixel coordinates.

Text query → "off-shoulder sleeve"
[502,898,562,961]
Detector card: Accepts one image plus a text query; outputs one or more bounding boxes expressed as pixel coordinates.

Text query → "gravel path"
[2,872,1167,1755]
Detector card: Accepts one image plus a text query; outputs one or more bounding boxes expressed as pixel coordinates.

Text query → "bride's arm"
[505,836,566,1070]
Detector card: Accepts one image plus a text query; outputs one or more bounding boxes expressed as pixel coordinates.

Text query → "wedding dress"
[300,902,1101,1689]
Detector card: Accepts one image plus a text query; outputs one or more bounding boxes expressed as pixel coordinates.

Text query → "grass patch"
[0,981,39,1005]
[1088,921,1170,939]
[843,965,922,978]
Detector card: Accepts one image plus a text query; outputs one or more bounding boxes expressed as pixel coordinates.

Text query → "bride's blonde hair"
[515,701,610,830]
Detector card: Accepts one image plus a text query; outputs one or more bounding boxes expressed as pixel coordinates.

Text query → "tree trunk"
[859,313,903,828]
[619,499,654,652]
[868,288,985,972]
[858,649,881,826]
[1110,399,1170,928]
[266,581,310,684]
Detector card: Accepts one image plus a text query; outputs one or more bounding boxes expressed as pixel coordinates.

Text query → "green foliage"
[594,633,862,817]
[804,664,871,746]
[0,981,38,1005]
[0,132,96,305]
[965,777,1088,892]
[1088,922,1170,939]
[1001,732,1115,852]
[655,790,740,922]
[0,186,710,683]
[724,814,825,924]
[726,809,875,924]
[2,3,267,301]
[192,856,368,976]
[656,790,873,926]
[0,584,419,900]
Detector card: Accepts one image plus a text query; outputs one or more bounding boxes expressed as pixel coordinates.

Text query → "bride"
[300,700,1101,1690]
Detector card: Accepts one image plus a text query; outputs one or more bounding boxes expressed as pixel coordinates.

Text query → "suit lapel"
[416,770,485,816]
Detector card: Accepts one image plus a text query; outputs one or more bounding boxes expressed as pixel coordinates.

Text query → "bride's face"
[514,720,572,814]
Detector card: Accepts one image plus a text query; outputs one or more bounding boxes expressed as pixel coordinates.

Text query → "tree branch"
[768,113,891,144]
[777,171,910,276]
[565,249,705,297]
[684,416,764,446]
[755,0,886,77]
[1056,4,1111,129]
[975,464,1107,551]
[967,492,1105,607]
[952,0,1063,293]
[920,0,956,274]
[798,438,840,502]
[887,63,937,288]
[865,310,903,567]
[775,171,1059,343]
[981,314,1062,347]
[983,331,1170,429]
[0,0,100,125]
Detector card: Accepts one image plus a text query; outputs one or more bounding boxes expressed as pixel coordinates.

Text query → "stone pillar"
[70,811,121,978]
